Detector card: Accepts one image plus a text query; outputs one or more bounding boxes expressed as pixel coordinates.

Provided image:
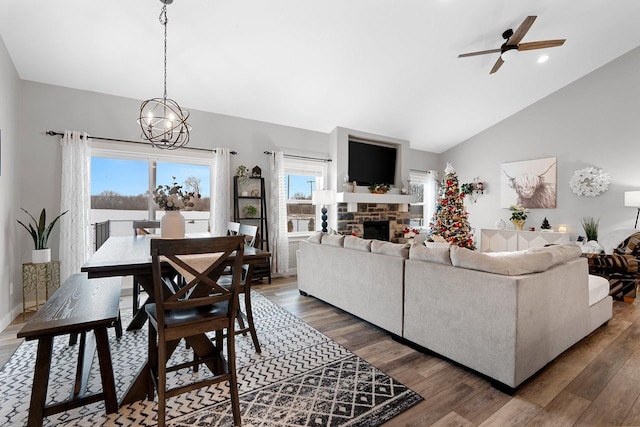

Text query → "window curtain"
[210,147,230,236]
[268,151,289,274]
[59,130,91,281]
[425,170,439,228]
[410,170,439,230]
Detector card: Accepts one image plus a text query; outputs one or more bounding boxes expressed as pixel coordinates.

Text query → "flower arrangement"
[403,227,419,238]
[368,183,391,194]
[509,204,529,221]
[153,177,200,211]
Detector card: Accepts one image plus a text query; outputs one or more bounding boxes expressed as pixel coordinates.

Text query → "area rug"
[0,290,422,426]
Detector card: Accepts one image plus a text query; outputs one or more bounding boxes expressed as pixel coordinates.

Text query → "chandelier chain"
[160,4,168,100]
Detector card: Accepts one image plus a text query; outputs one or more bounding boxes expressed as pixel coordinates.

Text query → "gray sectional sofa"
[297,234,613,390]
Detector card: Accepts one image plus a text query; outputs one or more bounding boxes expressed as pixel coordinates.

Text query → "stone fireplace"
[337,202,411,242]
[363,220,390,241]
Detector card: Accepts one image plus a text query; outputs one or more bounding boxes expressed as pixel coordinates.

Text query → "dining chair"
[132,220,161,316]
[227,221,241,236]
[133,220,161,236]
[147,235,245,427]
[214,225,262,354]
[238,224,258,248]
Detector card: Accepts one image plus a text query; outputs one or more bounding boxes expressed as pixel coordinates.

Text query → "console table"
[22,260,61,319]
[481,229,570,252]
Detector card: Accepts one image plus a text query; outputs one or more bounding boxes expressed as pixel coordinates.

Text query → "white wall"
[0,35,21,330]
[442,46,640,243]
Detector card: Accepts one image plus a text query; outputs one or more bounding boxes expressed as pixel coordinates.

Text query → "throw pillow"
[344,235,372,252]
[450,246,553,276]
[321,233,345,247]
[409,244,451,265]
[371,240,410,258]
[616,232,640,256]
[528,244,582,266]
[307,231,323,244]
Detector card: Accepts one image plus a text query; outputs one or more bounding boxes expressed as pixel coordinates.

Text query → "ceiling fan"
[458,16,565,74]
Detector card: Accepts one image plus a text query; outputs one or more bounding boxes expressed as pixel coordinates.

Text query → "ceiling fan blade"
[489,57,504,74]
[518,39,566,51]
[458,48,501,58]
[509,15,537,45]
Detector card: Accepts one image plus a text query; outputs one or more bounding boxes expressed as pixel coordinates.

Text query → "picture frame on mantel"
[500,157,557,209]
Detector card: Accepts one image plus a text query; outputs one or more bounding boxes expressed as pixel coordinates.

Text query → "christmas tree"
[428,163,476,250]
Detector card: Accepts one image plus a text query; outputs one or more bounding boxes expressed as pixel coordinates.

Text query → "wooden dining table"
[80,234,270,405]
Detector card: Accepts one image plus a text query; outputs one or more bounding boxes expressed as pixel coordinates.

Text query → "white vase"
[32,248,51,264]
[161,210,185,238]
[495,218,506,230]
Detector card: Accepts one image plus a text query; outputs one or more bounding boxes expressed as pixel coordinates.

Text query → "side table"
[22,261,61,319]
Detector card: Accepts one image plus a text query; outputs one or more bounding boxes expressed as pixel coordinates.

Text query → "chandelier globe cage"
[137,0,191,150]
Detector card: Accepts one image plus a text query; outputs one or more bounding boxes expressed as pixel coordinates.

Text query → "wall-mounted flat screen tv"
[348,140,397,187]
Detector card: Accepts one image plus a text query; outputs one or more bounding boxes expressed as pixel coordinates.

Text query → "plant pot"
[511,219,526,231]
[161,210,185,239]
[32,248,51,264]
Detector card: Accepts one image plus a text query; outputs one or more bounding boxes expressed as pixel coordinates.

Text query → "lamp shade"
[312,190,336,206]
[624,191,640,207]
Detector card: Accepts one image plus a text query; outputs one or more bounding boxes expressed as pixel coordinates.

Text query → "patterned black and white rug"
[0,291,422,426]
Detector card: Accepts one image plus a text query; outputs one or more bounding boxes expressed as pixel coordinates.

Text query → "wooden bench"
[17,274,122,427]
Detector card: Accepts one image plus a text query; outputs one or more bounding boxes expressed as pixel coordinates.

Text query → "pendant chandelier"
[138,0,191,149]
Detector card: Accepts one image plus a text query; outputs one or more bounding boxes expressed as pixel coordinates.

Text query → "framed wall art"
[500,157,557,209]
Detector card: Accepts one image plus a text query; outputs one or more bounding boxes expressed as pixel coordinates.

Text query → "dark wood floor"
[3,276,640,426]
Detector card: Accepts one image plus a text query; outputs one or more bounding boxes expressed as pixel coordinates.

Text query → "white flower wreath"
[569,167,610,197]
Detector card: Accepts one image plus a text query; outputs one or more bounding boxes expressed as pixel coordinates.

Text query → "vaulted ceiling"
[1,0,639,153]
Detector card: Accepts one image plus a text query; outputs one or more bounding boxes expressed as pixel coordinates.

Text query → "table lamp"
[312,190,336,233]
[624,191,640,228]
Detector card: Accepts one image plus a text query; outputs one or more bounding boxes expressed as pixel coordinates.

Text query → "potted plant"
[509,204,529,230]
[17,208,68,263]
[245,205,258,217]
[236,165,250,188]
[581,216,600,241]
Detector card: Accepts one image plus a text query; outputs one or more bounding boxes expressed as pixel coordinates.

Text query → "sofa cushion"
[450,246,553,275]
[371,240,410,258]
[344,235,372,252]
[321,233,345,247]
[409,244,451,265]
[307,231,323,244]
[528,244,582,266]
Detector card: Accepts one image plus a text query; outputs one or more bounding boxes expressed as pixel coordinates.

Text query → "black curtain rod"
[45,131,237,155]
[263,151,332,163]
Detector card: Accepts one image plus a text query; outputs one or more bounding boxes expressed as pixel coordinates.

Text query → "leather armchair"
[584,232,640,301]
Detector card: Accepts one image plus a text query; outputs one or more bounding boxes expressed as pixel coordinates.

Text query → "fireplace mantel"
[336,192,417,204]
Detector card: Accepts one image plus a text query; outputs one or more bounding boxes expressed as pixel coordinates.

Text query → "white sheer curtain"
[59,130,91,281]
[425,170,439,227]
[410,170,439,230]
[210,147,231,236]
[268,151,289,274]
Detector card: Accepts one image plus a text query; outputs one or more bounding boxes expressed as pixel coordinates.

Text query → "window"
[409,170,438,230]
[283,158,327,236]
[90,146,211,237]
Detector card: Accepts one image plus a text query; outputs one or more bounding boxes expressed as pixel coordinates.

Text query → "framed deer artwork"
[500,157,557,209]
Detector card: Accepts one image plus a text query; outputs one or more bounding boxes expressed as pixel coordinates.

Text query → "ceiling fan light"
[537,55,549,64]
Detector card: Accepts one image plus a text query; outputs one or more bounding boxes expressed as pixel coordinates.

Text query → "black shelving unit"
[233,176,271,283]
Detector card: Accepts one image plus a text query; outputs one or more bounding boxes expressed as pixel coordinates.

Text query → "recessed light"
[537,55,549,64]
